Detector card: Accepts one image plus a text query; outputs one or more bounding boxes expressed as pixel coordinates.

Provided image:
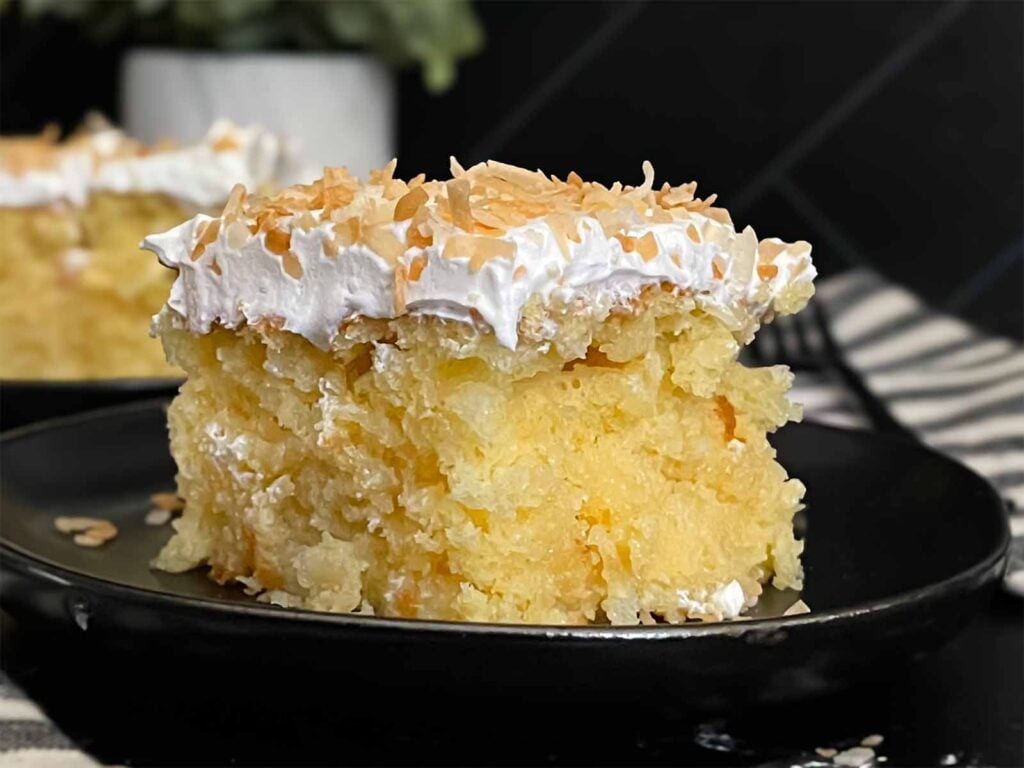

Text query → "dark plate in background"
[0,377,181,430]
[0,399,1009,696]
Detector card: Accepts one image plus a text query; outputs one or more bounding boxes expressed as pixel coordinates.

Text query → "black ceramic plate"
[0,400,1009,708]
[0,377,182,430]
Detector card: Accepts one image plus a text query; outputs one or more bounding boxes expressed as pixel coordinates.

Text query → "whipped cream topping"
[0,121,294,209]
[676,579,750,620]
[144,161,815,350]
[0,151,94,207]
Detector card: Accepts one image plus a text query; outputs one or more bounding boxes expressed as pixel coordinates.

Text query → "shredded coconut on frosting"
[144,160,815,350]
[0,118,295,208]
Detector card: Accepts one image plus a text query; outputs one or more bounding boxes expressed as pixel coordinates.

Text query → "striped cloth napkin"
[782,269,1023,595]
[0,267,1020,766]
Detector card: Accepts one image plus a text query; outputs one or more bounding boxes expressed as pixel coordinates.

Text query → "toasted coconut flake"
[615,234,637,253]
[443,235,515,272]
[636,232,659,262]
[383,179,408,200]
[704,206,732,225]
[482,160,549,193]
[323,184,356,211]
[150,492,185,512]
[513,265,528,281]
[55,516,109,534]
[225,220,251,250]
[145,508,173,526]
[210,258,222,276]
[223,183,247,221]
[757,263,779,281]
[265,228,291,257]
[282,251,303,279]
[757,239,787,263]
[783,599,810,616]
[593,209,626,239]
[407,255,427,282]
[547,213,582,259]
[482,202,528,228]
[294,211,318,231]
[793,241,812,256]
[712,257,725,280]
[407,173,426,188]
[860,735,884,748]
[55,514,117,547]
[646,206,674,224]
[368,158,398,186]
[87,521,118,541]
[211,133,241,152]
[191,219,220,261]
[637,160,655,195]
[406,224,433,249]
[686,224,702,244]
[363,225,405,264]
[360,198,393,227]
[323,234,339,258]
[471,208,510,232]
[323,166,359,189]
[446,178,474,232]
[333,217,361,247]
[659,182,698,207]
[393,263,408,314]
[449,156,467,177]
[394,186,428,222]
[732,226,758,281]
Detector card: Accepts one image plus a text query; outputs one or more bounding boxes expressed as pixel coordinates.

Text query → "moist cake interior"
[0,193,186,379]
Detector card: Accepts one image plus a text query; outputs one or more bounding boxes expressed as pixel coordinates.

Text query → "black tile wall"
[3,0,1021,339]
[789,1,1023,316]
[397,0,1023,339]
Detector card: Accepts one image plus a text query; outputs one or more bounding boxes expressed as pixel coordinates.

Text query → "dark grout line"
[774,175,867,268]
[464,1,648,166]
[944,236,1024,312]
[731,0,972,216]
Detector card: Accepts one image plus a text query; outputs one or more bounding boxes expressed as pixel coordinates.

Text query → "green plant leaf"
[133,0,169,16]
[21,0,96,19]
[13,0,485,93]
[321,0,380,46]
[423,55,455,94]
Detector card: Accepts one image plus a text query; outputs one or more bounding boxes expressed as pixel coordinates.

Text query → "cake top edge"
[165,157,813,274]
[144,159,816,350]
[0,117,294,208]
[208,157,737,241]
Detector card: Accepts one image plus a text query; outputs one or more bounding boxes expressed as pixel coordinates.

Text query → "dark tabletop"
[1,590,1020,767]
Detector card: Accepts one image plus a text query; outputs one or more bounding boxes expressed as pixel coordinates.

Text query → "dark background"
[2,0,1022,339]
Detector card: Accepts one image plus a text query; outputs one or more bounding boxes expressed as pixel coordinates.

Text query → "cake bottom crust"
[154,290,805,625]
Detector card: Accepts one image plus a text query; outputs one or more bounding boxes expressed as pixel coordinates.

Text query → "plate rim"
[0,399,1010,640]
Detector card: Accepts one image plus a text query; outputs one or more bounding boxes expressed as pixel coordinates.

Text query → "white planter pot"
[121,50,396,182]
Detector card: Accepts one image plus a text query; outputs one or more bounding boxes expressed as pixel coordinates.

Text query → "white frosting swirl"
[144,205,815,351]
[0,121,295,209]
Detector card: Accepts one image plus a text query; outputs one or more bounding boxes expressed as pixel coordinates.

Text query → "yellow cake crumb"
[0,194,184,379]
[154,289,806,625]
